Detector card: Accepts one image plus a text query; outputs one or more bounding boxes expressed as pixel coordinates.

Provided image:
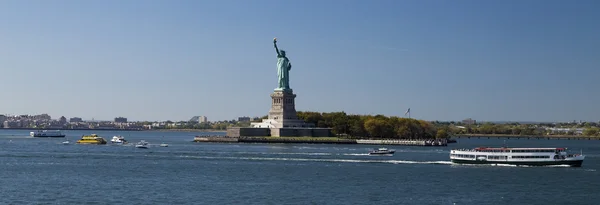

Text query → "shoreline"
[1,128,226,132]
[146,129,226,132]
[457,134,600,139]
[193,136,449,146]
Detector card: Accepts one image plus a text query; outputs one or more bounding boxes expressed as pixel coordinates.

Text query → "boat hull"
[369,151,395,155]
[451,159,583,167]
[76,141,107,145]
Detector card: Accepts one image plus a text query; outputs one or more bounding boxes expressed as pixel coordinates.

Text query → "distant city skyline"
[1,112,598,124]
[1,1,599,122]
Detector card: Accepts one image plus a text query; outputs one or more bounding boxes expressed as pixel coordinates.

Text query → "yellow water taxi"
[76,134,107,144]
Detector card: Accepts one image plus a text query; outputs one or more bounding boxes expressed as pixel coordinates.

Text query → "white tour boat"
[30,130,66,138]
[450,147,585,167]
[110,136,127,144]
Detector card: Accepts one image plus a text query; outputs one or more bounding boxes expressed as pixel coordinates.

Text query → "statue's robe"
[277,55,291,89]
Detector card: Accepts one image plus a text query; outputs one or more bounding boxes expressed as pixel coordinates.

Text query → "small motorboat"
[111,136,127,144]
[369,148,395,155]
[62,140,70,145]
[135,140,149,149]
[159,136,168,147]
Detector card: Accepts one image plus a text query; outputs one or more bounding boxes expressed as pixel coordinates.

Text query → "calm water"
[1,129,599,205]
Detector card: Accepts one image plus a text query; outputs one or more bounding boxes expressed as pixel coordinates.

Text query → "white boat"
[110,136,127,144]
[159,136,168,147]
[62,140,70,145]
[135,140,149,149]
[450,147,585,167]
[30,130,65,138]
[369,148,395,155]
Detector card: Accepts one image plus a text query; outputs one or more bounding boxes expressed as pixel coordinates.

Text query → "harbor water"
[1,129,599,204]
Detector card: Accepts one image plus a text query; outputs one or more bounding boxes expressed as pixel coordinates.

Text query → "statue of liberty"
[273,38,291,90]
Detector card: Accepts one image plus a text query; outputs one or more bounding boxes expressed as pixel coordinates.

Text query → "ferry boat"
[30,130,65,138]
[450,147,585,167]
[76,134,107,145]
[369,148,395,155]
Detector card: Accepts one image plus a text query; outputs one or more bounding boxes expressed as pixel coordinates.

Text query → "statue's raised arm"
[273,38,281,56]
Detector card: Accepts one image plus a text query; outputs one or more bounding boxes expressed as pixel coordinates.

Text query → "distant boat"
[159,136,168,147]
[62,140,70,145]
[110,136,127,144]
[135,140,149,149]
[76,134,107,145]
[30,130,65,138]
[369,148,396,155]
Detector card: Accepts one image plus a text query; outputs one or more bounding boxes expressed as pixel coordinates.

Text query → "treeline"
[441,123,600,137]
[450,123,546,136]
[295,111,449,139]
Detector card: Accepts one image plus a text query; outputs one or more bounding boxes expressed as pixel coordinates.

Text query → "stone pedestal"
[243,89,331,137]
[265,89,313,128]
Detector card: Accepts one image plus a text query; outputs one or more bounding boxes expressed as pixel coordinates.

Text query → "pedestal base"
[274,88,293,93]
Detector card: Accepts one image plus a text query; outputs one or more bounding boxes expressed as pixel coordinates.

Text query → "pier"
[356,139,448,146]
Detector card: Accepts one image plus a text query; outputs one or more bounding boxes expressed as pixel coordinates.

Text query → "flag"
[404,108,410,116]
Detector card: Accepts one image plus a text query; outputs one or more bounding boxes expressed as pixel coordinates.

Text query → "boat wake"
[343,153,370,156]
[177,155,453,165]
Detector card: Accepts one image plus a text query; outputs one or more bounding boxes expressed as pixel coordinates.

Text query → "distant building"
[462,118,476,125]
[114,117,128,123]
[546,128,584,135]
[69,117,83,122]
[238,116,251,122]
[38,114,51,120]
[199,116,208,123]
[4,120,20,128]
[189,116,200,122]
[189,116,208,123]
[59,116,67,124]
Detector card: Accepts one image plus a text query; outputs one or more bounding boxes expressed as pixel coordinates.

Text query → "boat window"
[512,156,550,159]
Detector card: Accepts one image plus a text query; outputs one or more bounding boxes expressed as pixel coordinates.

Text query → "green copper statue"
[274,38,291,90]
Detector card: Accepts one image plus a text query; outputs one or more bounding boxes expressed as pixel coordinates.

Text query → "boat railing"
[452,148,478,152]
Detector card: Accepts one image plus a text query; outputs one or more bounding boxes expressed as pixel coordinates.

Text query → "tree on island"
[583,127,599,136]
[295,111,441,139]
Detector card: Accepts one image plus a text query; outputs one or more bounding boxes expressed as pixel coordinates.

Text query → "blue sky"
[0,0,598,122]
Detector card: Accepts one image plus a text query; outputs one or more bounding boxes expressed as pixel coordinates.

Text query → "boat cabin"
[473,147,566,153]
